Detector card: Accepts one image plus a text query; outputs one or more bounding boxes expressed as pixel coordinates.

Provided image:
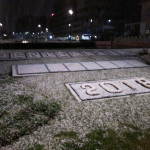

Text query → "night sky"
[0,0,141,33]
[0,0,54,32]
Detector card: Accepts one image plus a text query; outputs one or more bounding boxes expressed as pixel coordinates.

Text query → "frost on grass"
[0,67,150,150]
[0,76,61,149]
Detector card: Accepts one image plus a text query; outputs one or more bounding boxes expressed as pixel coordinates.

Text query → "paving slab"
[46,63,68,72]
[68,51,84,57]
[96,61,120,69]
[12,65,42,77]
[110,61,133,68]
[54,51,71,57]
[17,64,49,74]
[82,51,96,56]
[116,51,136,56]
[66,77,150,101]
[80,62,103,70]
[0,52,9,60]
[10,52,27,59]
[93,51,106,56]
[26,52,42,59]
[104,51,119,56]
[40,52,57,58]
[64,62,87,71]
[12,60,150,77]
[124,60,149,67]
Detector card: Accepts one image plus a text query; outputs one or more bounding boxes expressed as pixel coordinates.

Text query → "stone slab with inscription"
[0,52,9,60]
[67,51,84,57]
[40,52,57,58]
[26,52,42,59]
[66,77,150,101]
[10,52,26,59]
[54,51,71,57]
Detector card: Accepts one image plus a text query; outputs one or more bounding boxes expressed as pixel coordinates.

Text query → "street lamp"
[108,19,111,23]
[68,9,73,43]
[46,28,48,32]
[90,19,93,41]
[38,24,41,28]
[0,23,3,38]
[69,9,73,15]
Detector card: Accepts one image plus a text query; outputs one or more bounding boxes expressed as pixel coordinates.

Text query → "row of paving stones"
[0,50,138,60]
[12,60,149,77]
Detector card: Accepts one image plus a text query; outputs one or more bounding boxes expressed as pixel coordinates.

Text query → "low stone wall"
[0,42,96,50]
[95,41,150,49]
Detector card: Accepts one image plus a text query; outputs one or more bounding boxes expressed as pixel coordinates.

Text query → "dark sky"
[0,0,141,32]
[0,0,54,31]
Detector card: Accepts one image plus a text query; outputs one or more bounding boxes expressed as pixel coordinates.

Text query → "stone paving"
[0,49,138,61]
[12,59,149,77]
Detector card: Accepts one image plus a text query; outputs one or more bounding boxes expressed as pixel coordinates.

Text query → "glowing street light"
[0,23,3,37]
[90,19,93,41]
[46,28,48,32]
[51,13,55,17]
[68,24,71,27]
[108,19,111,23]
[68,9,73,15]
[68,9,73,43]
[38,24,41,28]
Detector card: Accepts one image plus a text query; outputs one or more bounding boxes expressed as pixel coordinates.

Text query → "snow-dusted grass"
[0,66,150,150]
[0,48,149,149]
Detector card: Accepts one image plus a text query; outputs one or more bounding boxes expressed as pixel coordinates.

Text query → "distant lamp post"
[51,13,55,17]
[0,23,3,38]
[69,9,73,15]
[38,24,41,28]
[108,19,111,23]
[38,24,41,37]
[46,28,48,32]
[90,19,93,41]
[68,9,73,43]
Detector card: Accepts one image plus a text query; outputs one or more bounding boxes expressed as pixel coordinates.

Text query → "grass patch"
[31,100,61,118]
[55,131,78,139]
[0,75,14,85]
[27,143,45,150]
[0,94,61,147]
[0,109,49,146]
[59,125,150,150]
[17,95,34,105]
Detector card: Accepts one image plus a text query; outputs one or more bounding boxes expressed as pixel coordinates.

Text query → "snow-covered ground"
[0,49,150,150]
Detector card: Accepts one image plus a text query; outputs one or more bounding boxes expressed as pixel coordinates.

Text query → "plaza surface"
[0,48,150,150]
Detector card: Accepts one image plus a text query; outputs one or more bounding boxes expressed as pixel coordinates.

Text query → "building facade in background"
[0,0,53,34]
[141,0,150,36]
[52,0,141,40]
[52,0,120,40]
